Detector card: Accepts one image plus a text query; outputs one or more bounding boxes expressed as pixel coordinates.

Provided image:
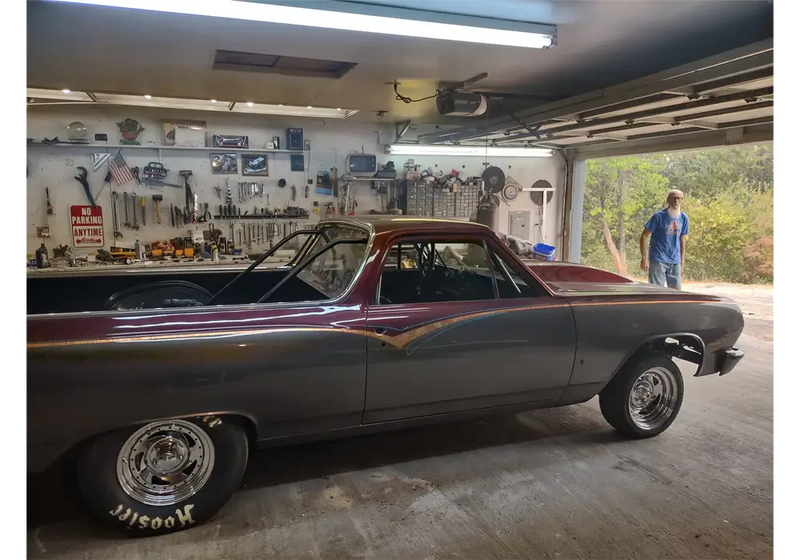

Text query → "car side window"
[379,240,496,304]
[488,249,542,298]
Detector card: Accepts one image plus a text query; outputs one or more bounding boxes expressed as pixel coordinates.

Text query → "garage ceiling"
[419,38,773,158]
[24,0,775,155]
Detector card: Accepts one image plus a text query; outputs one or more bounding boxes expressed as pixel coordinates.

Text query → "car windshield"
[293,224,370,299]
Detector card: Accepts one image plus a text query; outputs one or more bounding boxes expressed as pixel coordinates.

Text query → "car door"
[363,234,576,424]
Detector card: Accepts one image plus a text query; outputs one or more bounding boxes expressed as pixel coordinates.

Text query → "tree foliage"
[581,144,773,284]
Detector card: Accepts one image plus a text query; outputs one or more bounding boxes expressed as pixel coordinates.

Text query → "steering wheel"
[105,281,212,310]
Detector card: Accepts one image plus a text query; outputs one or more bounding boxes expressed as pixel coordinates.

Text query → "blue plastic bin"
[532,243,556,261]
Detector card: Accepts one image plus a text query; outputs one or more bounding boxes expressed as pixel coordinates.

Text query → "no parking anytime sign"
[70,205,105,248]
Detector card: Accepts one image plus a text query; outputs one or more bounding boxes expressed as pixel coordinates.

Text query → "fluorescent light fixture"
[48,0,556,49]
[26,88,358,119]
[387,145,553,158]
[27,88,94,103]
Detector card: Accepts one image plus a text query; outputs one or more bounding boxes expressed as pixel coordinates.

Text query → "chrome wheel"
[116,419,215,507]
[628,366,680,430]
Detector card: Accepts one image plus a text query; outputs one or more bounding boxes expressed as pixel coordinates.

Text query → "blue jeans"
[649,261,682,289]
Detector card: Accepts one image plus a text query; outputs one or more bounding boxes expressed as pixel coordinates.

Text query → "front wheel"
[77,417,248,536]
[599,354,684,438]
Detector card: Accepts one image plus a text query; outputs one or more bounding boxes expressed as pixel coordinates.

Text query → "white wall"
[26,106,564,255]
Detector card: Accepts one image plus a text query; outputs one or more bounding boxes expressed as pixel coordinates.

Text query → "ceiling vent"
[212,50,357,79]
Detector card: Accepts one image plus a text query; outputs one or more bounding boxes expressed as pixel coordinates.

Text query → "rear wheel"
[599,354,684,438]
[77,417,248,536]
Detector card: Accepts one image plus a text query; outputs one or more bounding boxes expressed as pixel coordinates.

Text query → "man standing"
[640,189,689,289]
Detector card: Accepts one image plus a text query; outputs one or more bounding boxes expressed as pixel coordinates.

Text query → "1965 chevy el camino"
[27,217,745,535]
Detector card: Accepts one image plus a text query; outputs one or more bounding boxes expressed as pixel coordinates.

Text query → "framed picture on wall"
[242,153,269,176]
[210,153,238,174]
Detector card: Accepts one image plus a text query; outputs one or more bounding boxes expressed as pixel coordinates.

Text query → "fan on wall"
[529,179,555,205]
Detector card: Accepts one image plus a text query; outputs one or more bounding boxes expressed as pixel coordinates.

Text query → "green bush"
[581,144,773,284]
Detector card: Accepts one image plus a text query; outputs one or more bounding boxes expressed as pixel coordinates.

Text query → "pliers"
[74,166,96,207]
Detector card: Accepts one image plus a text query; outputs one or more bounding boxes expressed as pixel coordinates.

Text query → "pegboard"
[25,107,397,256]
[27,147,366,255]
[26,106,566,255]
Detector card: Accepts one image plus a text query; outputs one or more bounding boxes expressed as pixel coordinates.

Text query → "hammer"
[152,194,163,224]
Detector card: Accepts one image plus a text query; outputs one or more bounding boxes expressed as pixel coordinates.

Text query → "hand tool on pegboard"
[179,170,194,222]
[45,188,54,216]
[94,170,112,202]
[152,194,163,224]
[123,192,131,228]
[131,191,139,230]
[74,167,96,207]
[140,196,147,226]
[91,153,111,172]
[198,202,211,223]
[111,191,123,239]
[170,203,175,227]
[174,205,183,227]
[131,166,142,188]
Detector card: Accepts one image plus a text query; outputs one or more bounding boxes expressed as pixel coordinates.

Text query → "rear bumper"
[697,346,744,377]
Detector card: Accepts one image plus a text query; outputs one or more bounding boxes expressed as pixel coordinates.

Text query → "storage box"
[532,243,556,261]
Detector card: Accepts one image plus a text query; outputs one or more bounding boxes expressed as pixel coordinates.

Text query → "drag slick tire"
[77,416,248,536]
[599,354,684,438]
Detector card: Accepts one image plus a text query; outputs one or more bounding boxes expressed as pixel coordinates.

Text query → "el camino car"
[27,217,744,535]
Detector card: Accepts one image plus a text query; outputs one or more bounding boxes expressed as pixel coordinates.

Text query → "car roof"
[318,215,492,235]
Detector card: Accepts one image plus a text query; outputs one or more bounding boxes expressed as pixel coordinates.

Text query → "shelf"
[212,215,310,220]
[27,142,308,154]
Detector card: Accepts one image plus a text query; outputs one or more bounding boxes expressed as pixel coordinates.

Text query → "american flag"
[108,150,134,185]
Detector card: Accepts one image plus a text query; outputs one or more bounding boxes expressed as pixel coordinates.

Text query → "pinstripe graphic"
[27,299,718,351]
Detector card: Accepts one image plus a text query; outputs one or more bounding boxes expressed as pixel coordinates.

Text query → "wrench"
[131,191,139,230]
[123,192,131,228]
[111,191,123,239]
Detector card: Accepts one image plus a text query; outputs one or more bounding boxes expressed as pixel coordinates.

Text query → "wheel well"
[615,334,705,381]
[47,413,259,475]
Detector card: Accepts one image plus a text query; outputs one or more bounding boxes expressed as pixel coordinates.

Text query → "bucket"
[532,243,556,261]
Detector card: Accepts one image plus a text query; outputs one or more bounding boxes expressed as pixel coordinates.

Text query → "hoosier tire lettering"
[79,418,248,535]
[109,504,195,530]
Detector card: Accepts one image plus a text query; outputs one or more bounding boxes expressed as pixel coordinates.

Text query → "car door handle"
[374,327,386,335]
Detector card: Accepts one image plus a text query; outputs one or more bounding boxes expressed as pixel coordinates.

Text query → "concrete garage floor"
[27,285,773,559]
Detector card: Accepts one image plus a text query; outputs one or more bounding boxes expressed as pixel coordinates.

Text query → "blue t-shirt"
[645,209,689,264]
